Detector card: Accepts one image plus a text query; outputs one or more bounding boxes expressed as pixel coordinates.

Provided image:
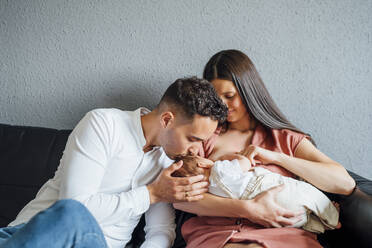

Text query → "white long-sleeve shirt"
[9,107,176,248]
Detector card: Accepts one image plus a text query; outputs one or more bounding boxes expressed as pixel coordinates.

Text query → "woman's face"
[211,79,248,123]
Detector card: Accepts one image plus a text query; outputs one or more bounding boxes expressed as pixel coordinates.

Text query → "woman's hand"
[240,145,281,166]
[244,185,304,227]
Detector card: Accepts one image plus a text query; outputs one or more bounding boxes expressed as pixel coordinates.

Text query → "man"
[0,77,228,248]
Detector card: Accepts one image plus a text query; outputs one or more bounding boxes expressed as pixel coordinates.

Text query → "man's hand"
[243,184,304,227]
[147,160,209,204]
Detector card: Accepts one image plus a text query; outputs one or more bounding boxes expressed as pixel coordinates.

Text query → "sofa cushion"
[0,123,71,227]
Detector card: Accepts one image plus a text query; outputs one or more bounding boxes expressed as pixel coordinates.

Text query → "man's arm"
[59,109,209,226]
[140,203,176,248]
[59,110,151,225]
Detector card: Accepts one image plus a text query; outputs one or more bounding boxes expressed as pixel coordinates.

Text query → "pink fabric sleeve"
[280,129,310,156]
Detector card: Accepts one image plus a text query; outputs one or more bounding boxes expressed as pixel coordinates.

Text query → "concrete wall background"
[1,0,371,178]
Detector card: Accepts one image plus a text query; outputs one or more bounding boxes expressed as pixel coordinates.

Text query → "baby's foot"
[332,201,342,229]
[332,201,340,212]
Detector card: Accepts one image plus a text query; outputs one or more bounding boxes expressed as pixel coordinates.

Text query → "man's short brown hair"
[158,77,227,124]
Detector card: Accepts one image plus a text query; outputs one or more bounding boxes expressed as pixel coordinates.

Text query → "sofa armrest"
[347,170,372,196]
[336,187,372,247]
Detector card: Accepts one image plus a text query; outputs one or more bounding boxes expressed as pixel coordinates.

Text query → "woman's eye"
[225,95,234,99]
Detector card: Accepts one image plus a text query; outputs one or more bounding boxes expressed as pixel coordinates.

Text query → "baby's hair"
[171,155,201,177]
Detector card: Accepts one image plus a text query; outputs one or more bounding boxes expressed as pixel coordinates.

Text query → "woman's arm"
[243,139,355,195]
[174,187,304,228]
[174,193,245,217]
[277,138,355,195]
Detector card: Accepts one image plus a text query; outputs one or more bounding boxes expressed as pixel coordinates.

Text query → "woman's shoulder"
[272,127,306,136]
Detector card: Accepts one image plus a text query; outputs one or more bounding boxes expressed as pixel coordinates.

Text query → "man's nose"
[188,146,199,156]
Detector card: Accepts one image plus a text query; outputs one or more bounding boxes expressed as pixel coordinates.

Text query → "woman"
[174,50,356,248]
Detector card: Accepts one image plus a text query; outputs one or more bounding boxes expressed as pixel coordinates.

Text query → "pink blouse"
[183,125,321,248]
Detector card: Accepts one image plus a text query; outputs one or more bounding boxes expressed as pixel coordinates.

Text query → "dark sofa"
[1,122,371,248]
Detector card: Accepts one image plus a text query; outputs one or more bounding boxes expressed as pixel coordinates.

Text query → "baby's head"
[171,155,213,179]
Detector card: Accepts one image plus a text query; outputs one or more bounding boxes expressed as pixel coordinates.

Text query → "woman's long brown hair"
[203,49,314,144]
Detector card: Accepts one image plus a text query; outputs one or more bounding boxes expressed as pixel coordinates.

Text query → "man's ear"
[160,111,175,128]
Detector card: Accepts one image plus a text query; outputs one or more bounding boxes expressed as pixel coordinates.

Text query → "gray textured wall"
[1,0,371,179]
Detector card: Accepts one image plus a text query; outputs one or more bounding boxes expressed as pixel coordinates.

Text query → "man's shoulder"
[87,108,134,124]
[77,108,136,137]
[89,107,125,117]
[86,107,147,138]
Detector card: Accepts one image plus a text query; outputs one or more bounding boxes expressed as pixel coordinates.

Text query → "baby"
[172,154,340,234]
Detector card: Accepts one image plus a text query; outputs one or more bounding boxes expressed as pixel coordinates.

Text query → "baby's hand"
[171,162,205,178]
[218,153,252,171]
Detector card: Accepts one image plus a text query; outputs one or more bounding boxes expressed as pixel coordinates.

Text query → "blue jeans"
[0,199,107,248]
